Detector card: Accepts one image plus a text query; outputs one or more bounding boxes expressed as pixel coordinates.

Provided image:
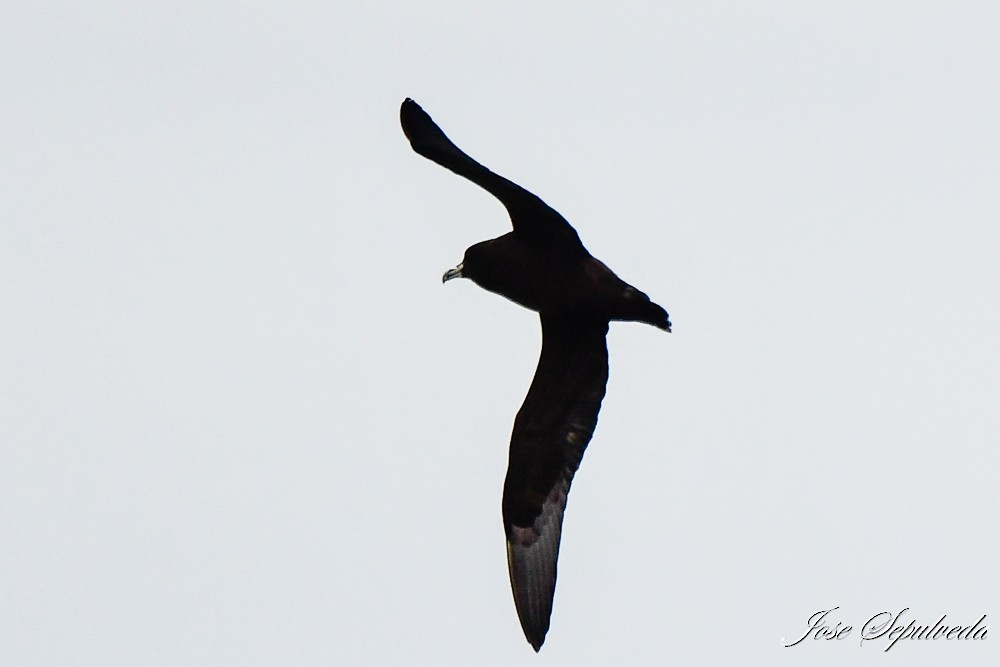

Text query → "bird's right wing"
[502,315,609,651]
[400,98,580,244]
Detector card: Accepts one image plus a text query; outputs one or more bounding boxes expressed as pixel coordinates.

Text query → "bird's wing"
[502,314,609,651]
[400,98,581,244]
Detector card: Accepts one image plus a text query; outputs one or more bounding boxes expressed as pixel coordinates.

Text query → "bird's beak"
[442,262,464,284]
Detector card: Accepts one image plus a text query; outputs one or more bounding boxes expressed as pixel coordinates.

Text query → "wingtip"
[399,98,418,132]
[522,623,548,652]
[399,97,436,146]
[506,521,560,654]
[522,619,546,651]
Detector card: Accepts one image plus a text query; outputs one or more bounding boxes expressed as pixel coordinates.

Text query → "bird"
[400,98,671,651]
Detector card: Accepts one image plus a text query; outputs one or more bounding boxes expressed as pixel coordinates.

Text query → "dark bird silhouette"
[400,98,671,651]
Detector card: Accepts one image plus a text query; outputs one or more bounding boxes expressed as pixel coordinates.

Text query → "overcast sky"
[2,2,997,665]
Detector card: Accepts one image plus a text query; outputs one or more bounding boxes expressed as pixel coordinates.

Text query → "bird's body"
[401,98,670,651]
[461,232,668,326]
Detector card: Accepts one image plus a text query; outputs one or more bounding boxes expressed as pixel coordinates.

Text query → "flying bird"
[400,98,671,651]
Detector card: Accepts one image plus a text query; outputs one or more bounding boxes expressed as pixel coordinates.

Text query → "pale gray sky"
[2,2,997,665]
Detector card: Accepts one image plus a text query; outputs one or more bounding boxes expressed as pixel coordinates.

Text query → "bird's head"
[440,238,541,313]
[441,241,489,285]
[441,261,464,283]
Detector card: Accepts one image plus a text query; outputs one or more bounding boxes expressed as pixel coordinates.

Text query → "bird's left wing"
[400,98,580,245]
[502,315,609,651]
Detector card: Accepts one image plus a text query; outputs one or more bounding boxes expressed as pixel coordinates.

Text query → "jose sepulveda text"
[783,607,988,652]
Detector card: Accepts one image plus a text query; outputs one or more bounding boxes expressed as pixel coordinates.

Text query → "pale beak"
[442,262,464,283]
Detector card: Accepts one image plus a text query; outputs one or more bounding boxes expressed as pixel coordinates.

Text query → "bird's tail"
[614,289,672,332]
[639,300,672,332]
